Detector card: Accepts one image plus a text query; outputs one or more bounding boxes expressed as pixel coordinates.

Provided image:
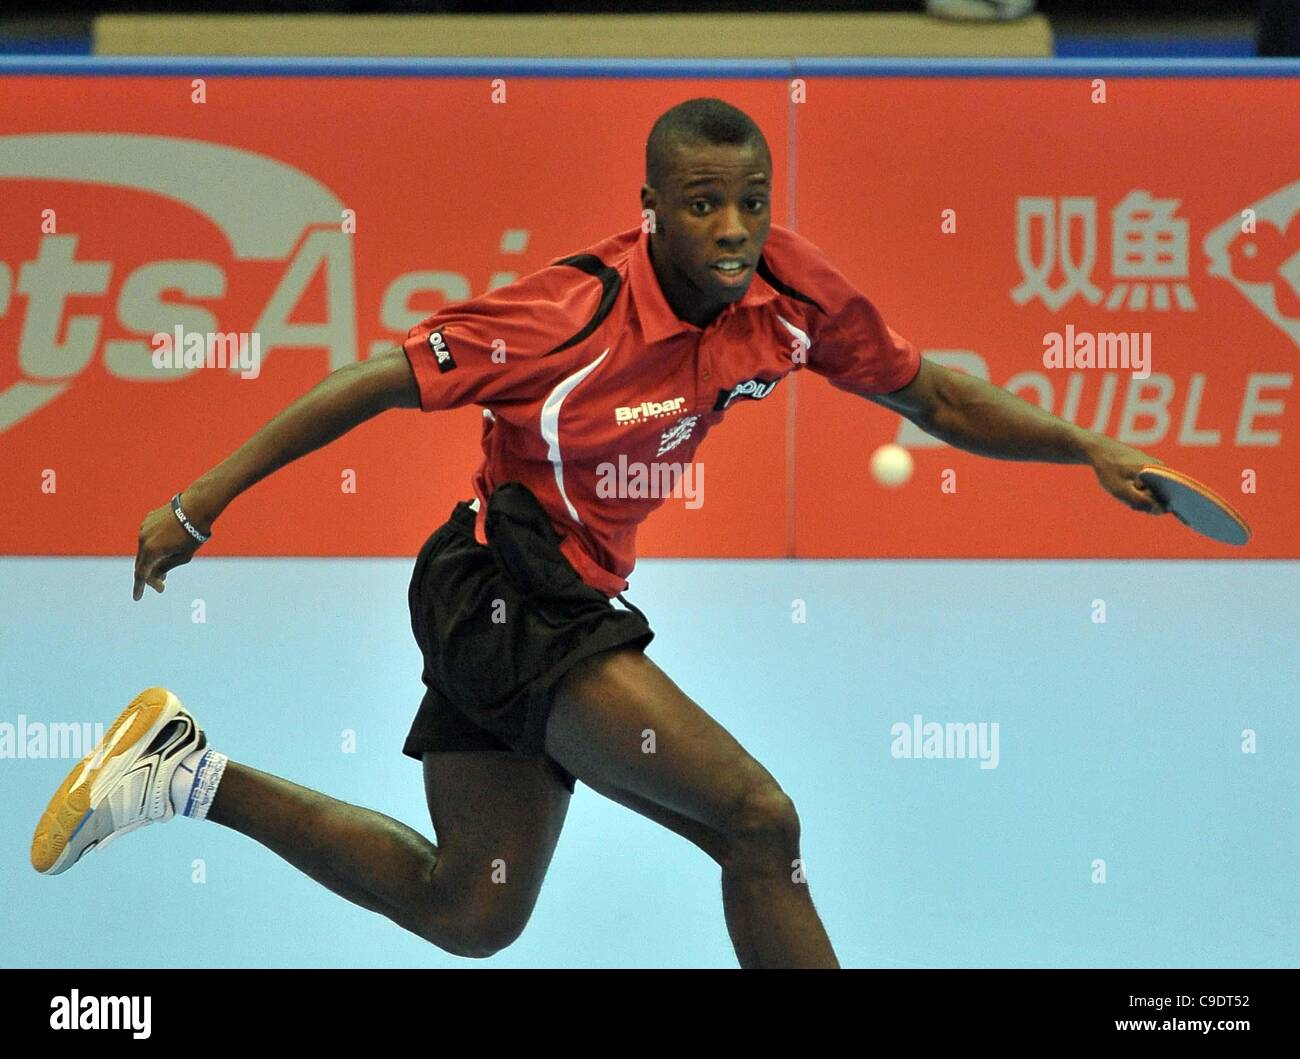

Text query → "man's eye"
[690,200,711,214]
[748,198,769,211]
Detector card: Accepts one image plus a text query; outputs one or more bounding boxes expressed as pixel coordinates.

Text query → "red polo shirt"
[403,223,920,596]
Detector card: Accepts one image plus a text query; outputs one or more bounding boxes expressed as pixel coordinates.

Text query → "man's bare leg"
[549,649,839,969]
[205,751,570,958]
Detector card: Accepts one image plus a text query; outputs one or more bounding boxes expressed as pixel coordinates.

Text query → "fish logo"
[1204,178,1300,349]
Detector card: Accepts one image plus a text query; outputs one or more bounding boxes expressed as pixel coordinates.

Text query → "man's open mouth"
[711,259,750,283]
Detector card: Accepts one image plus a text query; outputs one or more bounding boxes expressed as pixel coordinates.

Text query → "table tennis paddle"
[1137,466,1251,546]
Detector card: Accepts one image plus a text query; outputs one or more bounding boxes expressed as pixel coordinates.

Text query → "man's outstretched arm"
[867,357,1168,515]
[133,348,421,599]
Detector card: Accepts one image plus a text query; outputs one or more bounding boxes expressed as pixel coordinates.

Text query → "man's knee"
[724,783,801,870]
[412,860,538,958]
[449,913,528,959]
[418,899,531,959]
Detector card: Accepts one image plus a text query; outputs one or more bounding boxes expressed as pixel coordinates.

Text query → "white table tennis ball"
[870,443,913,487]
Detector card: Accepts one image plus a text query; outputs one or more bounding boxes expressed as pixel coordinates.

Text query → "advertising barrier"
[1,60,1295,559]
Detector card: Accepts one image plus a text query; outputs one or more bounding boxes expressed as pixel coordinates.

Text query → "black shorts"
[403,490,654,794]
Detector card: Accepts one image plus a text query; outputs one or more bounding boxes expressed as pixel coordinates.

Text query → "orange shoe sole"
[30,687,174,875]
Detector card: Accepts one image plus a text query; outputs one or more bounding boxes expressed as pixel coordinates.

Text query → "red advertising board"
[794,77,1299,557]
[1,72,1294,558]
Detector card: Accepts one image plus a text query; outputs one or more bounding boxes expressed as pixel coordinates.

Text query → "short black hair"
[645,98,771,189]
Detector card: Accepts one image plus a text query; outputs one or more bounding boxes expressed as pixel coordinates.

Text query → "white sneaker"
[31,687,206,876]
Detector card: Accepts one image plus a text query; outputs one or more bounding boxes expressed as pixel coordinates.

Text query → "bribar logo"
[1205,177,1300,349]
[615,396,687,424]
[49,991,151,1039]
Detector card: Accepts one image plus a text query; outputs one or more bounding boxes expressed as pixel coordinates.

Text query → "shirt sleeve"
[806,291,921,397]
[401,268,602,412]
[786,231,921,396]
